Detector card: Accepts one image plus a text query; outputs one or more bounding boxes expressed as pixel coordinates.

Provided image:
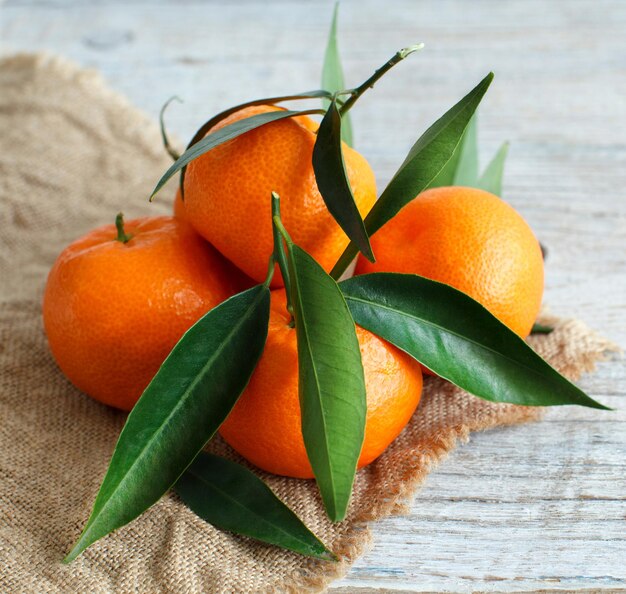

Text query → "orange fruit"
[219,291,423,478]
[183,104,377,287]
[356,186,544,339]
[43,215,242,411]
[173,188,186,219]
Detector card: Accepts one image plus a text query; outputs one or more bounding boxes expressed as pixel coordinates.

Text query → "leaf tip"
[588,398,613,411]
[62,524,95,564]
[325,501,347,523]
[148,184,161,202]
[362,244,376,264]
[62,544,81,564]
[319,548,339,562]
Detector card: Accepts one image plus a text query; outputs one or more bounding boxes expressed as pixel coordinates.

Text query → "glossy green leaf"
[477,141,509,196]
[429,114,479,188]
[322,2,353,146]
[452,113,479,185]
[365,74,492,234]
[176,452,335,560]
[64,285,271,562]
[312,98,373,261]
[151,108,324,199]
[341,273,608,410]
[183,90,332,156]
[177,90,332,198]
[331,73,493,279]
[424,136,462,188]
[288,243,366,522]
[531,322,554,335]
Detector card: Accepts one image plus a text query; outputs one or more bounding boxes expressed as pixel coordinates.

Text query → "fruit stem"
[271,192,294,319]
[339,44,424,117]
[115,213,133,244]
[263,255,275,288]
[159,95,183,161]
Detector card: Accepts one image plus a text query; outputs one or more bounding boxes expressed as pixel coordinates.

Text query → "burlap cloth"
[0,53,617,593]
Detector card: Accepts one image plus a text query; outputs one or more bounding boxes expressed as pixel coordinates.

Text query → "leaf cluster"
[65,4,607,564]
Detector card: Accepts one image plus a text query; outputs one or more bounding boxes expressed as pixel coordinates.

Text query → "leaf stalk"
[271,193,295,322]
[263,255,275,289]
[339,43,424,116]
[159,95,183,161]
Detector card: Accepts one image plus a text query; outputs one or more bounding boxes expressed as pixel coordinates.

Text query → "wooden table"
[2,1,624,591]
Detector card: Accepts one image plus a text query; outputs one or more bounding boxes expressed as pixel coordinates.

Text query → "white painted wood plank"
[1,0,625,591]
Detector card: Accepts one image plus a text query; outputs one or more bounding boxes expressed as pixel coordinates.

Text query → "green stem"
[115,213,133,244]
[159,95,183,161]
[272,214,294,247]
[338,44,424,117]
[263,255,275,288]
[327,46,422,278]
[271,192,294,318]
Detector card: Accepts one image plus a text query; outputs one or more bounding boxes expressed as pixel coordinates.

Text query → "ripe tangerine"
[43,215,242,411]
[356,186,544,338]
[219,291,423,478]
[183,104,377,287]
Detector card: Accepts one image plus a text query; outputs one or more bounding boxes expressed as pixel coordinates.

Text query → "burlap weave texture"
[0,53,615,593]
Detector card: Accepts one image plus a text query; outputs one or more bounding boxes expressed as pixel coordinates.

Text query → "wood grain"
[1,0,624,591]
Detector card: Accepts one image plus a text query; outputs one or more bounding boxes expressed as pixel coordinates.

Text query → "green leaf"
[366,74,493,234]
[477,141,509,196]
[424,137,462,188]
[341,273,609,410]
[312,98,373,261]
[322,2,353,146]
[531,322,554,335]
[331,73,494,279]
[184,90,333,155]
[64,285,271,562]
[452,113,479,185]
[177,90,332,198]
[175,452,335,560]
[151,107,324,200]
[428,114,479,188]
[288,243,366,522]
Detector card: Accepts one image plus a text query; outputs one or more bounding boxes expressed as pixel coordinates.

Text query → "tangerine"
[183,104,377,287]
[356,186,544,338]
[173,188,186,219]
[43,215,242,411]
[219,291,423,478]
